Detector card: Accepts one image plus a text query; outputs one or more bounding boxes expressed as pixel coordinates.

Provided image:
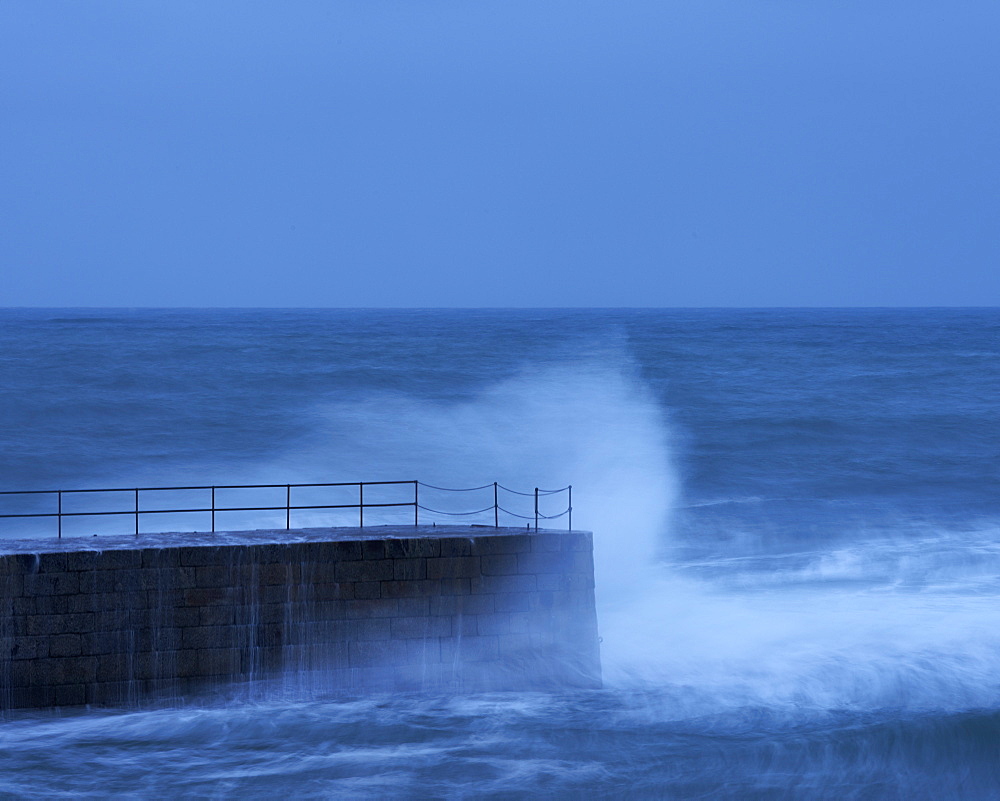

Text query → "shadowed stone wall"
[0,527,600,709]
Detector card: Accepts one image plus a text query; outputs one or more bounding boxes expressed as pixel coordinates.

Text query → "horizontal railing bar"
[0,510,138,519]
[204,481,417,490]
[0,487,208,496]
[0,480,419,497]
[286,502,414,510]
[0,502,418,520]
[284,481,417,488]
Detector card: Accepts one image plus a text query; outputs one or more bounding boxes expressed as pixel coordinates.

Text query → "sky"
[1,1,998,307]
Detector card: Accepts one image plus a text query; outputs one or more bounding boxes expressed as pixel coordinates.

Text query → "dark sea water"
[1,307,998,799]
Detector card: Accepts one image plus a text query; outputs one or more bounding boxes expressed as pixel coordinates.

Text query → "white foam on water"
[256,355,1000,715]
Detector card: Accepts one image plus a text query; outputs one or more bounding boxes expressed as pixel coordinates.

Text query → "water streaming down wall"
[0,526,601,709]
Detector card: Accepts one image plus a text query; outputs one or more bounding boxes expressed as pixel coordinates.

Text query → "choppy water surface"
[1,308,998,798]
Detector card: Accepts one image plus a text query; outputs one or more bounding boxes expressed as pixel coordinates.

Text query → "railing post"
[568,485,572,531]
[134,488,139,537]
[57,491,62,539]
[494,482,499,528]
[534,487,539,532]
[414,481,419,526]
[211,486,216,533]
[286,484,291,530]
[359,482,364,528]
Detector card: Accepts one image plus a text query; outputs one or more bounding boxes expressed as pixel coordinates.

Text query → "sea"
[0,307,998,799]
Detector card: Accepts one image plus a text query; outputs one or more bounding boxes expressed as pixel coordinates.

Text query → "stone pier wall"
[0,527,600,709]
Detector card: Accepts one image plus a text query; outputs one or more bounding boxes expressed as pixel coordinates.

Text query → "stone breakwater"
[0,526,601,709]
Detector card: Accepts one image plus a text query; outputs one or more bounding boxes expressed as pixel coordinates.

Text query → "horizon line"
[3,305,999,312]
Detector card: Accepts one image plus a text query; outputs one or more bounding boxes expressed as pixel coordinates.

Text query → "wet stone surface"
[0,526,601,709]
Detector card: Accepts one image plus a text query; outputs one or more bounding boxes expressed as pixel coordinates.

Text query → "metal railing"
[0,480,572,539]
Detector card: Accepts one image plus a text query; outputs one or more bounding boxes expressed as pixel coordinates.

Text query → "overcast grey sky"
[1,1,997,307]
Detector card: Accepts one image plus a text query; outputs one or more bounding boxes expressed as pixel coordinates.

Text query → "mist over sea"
[1,307,998,799]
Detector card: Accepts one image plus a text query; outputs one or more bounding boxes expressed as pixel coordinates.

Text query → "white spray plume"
[271,356,678,601]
